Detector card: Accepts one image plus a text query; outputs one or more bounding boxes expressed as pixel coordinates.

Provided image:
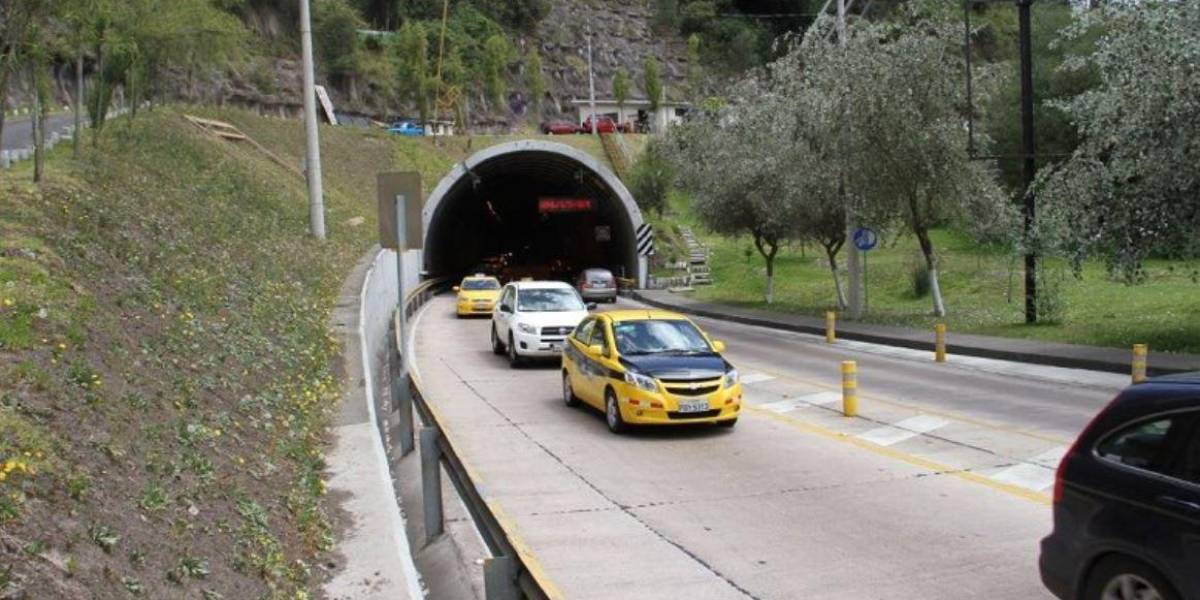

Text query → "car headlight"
[724,369,739,388]
[624,371,658,392]
[517,322,537,334]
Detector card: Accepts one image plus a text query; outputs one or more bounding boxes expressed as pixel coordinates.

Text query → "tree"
[685,33,702,96]
[612,67,630,116]
[629,139,672,216]
[0,0,45,157]
[481,33,513,111]
[397,20,431,121]
[1036,2,1200,282]
[524,46,545,118]
[643,56,662,120]
[315,0,365,100]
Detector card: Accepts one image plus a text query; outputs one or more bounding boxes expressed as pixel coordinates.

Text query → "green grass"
[686,221,1200,354]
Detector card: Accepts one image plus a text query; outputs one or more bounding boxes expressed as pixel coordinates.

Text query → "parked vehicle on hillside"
[540,120,579,135]
[579,116,631,134]
[576,268,617,303]
[1040,373,1200,600]
[387,121,425,136]
[491,280,593,367]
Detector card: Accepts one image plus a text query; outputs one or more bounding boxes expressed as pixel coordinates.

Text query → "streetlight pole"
[299,0,326,240]
[839,0,864,319]
[1018,0,1037,323]
[587,25,598,138]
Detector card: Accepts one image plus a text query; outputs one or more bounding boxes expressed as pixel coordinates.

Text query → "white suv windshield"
[613,320,712,355]
[518,289,585,312]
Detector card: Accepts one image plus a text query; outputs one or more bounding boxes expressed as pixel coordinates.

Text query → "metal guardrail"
[380,276,553,600]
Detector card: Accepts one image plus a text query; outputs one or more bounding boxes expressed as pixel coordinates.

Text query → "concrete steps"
[678,226,714,287]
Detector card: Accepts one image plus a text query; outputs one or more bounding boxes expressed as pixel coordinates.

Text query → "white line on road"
[757,391,844,414]
[857,415,951,447]
[989,446,1067,491]
[740,371,776,385]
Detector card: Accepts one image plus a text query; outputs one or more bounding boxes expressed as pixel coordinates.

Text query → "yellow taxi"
[453,274,502,317]
[561,310,742,433]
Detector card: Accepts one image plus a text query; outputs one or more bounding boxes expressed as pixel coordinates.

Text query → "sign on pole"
[377,172,423,250]
[853,227,879,252]
[636,223,655,256]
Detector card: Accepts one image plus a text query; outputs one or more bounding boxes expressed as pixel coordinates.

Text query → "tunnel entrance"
[422,140,646,285]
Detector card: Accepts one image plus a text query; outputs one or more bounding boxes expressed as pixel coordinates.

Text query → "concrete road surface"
[411,295,1124,599]
[2,112,77,151]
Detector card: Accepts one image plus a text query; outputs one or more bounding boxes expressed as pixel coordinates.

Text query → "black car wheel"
[605,389,627,434]
[507,333,522,368]
[491,326,505,355]
[1085,556,1178,600]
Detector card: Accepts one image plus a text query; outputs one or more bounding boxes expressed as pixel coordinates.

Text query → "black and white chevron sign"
[636,223,655,256]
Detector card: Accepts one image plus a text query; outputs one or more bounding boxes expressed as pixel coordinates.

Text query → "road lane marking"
[857,415,951,447]
[758,391,841,414]
[989,447,1067,492]
[740,371,776,385]
[746,405,1052,505]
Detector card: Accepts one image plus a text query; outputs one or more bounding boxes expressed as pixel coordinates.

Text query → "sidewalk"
[632,289,1200,376]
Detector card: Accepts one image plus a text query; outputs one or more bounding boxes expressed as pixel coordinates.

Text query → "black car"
[1040,373,1200,600]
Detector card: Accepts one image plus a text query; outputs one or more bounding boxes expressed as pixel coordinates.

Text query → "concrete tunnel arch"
[422,140,648,286]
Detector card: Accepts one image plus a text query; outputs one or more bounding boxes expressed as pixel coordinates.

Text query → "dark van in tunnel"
[1039,373,1200,600]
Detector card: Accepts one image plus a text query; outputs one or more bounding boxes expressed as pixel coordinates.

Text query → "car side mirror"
[586,302,597,311]
[712,340,726,353]
[587,344,604,355]
[452,286,460,292]
[499,304,512,313]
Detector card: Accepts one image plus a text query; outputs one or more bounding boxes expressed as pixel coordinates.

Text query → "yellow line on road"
[735,359,1073,446]
[489,502,568,600]
[746,405,1052,506]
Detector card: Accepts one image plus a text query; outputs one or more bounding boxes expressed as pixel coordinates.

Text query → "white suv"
[491,281,591,367]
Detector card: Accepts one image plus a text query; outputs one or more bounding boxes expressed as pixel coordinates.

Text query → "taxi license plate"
[678,400,709,413]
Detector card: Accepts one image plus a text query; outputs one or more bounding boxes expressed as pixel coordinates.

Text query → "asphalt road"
[2,113,77,151]
[411,295,1125,599]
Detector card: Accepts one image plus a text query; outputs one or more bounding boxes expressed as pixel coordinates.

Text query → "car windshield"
[462,279,499,290]
[517,288,585,312]
[612,320,713,355]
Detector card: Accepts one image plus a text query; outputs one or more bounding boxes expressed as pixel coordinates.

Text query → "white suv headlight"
[724,369,739,388]
[624,371,658,392]
[517,322,537,334]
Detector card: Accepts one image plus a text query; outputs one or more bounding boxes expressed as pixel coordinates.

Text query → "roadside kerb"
[630,289,1200,376]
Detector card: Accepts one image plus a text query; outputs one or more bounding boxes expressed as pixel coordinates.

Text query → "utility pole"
[1018,0,1037,323]
[839,0,864,319]
[299,0,327,240]
[587,25,598,138]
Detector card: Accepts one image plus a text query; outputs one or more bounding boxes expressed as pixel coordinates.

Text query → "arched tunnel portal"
[422,140,647,285]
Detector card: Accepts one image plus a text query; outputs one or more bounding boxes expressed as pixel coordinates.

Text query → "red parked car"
[579,116,631,134]
[540,120,579,135]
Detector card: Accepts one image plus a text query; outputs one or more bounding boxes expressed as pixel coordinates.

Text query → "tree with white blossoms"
[801,19,1011,317]
[1036,1,1200,283]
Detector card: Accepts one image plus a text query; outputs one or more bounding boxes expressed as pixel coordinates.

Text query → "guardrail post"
[934,324,947,363]
[420,427,444,543]
[841,360,858,417]
[484,555,520,600]
[392,311,415,457]
[825,311,836,344]
[1132,343,1148,383]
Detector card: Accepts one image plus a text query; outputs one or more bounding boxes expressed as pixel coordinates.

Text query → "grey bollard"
[420,428,443,544]
[1,151,10,168]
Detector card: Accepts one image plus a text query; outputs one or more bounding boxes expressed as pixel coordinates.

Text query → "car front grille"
[541,326,574,336]
[667,409,721,420]
[665,384,720,397]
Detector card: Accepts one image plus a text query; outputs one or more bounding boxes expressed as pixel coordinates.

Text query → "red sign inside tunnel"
[538,197,594,213]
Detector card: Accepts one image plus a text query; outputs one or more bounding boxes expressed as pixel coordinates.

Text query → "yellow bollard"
[826,311,837,344]
[1132,344,1148,383]
[934,324,947,363]
[841,360,858,417]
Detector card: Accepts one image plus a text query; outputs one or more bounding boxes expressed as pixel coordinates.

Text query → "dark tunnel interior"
[424,150,638,283]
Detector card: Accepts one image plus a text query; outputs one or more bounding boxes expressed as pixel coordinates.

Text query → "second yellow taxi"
[561,309,742,433]
[453,274,502,317]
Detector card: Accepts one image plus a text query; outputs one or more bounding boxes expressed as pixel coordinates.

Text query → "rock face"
[525,0,689,119]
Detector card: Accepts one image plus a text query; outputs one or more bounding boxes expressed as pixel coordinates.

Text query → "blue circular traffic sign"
[853,227,879,251]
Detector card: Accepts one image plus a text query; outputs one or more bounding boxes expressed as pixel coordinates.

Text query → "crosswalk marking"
[989,447,1068,491]
[857,415,951,447]
[757,391,842,414]
[740,372,776,385]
